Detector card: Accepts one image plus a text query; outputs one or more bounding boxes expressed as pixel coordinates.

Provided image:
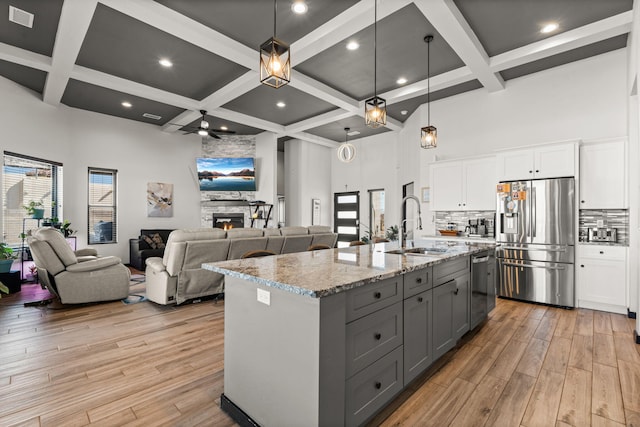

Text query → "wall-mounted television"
[197,157,256,191]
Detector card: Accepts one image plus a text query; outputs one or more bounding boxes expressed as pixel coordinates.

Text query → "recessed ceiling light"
[541,22,559,34]
[347,130,360,136]
[277,101,286,108]
[291,1,308,14]
[346,40,359,51]
[401,110,408,115]
[142,113,162,120]
[220,126,228,131]
[397,77,407,85]
[121,101,132,108]
[159,58,173,67]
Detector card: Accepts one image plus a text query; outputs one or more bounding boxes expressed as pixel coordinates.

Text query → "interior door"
[334,191,360,247]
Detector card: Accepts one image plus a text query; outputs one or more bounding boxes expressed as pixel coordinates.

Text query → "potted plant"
[385,225,399,241]
[60,220,74,237]
[23,200,44,219]
[0,281,8,299]
[0,242,18,273]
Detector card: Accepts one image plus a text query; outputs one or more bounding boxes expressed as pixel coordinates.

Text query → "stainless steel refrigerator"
[496,177,575,307]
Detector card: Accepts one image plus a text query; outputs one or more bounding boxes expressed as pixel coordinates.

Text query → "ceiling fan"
[172,110,236,139]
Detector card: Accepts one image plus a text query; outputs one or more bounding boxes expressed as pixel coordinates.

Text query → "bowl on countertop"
[438,230,459,236]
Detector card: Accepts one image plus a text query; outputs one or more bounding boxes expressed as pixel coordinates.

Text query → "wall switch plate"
[257,288,270,306]
[597,219,604,227]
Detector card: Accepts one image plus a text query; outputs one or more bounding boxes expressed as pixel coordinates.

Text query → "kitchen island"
[204,239,495,427]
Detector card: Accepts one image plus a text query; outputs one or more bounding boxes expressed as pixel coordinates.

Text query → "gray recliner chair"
[28,228,130,304]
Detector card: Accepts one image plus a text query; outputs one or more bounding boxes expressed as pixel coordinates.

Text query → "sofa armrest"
[145,257,166,273]
[66,256,122,272]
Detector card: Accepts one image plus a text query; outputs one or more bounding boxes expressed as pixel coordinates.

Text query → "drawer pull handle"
[454,288,459,295]
[375,381,382,389]
[374,292,381,299]
[416,277,422,284]
[599,251,604,254]
[580,264,584,268]
[374,333,382,340]
[417,297,423,303]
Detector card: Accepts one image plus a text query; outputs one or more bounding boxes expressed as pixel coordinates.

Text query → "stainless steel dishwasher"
[471,251,490,330]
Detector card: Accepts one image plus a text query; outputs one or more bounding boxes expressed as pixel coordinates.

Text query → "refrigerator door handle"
[502,261,566,271]
[531,187,536,238]
[500,246,567,252]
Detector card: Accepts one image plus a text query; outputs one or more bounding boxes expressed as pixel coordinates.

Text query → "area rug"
[122,277,147,304]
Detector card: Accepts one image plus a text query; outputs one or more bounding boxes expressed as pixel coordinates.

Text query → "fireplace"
[213,213,245,230]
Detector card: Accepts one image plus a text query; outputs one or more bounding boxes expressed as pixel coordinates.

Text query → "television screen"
[197,157,256,191]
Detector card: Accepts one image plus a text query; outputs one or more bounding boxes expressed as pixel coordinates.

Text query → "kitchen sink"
[385,247,449,255]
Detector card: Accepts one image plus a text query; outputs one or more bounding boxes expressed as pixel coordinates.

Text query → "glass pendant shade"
[365,96,387,128]
[337,127,356,163]
[260,37,290,88]
[420,125,437,149]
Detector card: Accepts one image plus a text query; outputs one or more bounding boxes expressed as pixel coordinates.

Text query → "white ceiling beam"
[43,0,98,105]
[0,42,51,71]
[287,132,340,148]
[210,107,286,134]
[71,65,199,110]
[285,109,356,134]
[292,0,412,64]
[414,0,504,92]
[100,0,256,70]
[381,66,474,105]
[289,72,361,113]
[491,11,633,72]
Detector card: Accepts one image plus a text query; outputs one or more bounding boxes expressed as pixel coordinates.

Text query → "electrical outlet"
[257,288,270,306]
[597,219,604,227]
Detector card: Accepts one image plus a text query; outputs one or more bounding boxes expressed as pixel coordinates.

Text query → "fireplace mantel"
[201,199,251,207]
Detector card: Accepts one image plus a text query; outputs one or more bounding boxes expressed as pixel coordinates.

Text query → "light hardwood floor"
[1,284,639,426]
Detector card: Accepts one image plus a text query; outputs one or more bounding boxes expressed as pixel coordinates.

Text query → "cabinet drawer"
[578,245,626,261]
[434,256,470,286]
[346,302,403,378]
[345,346,403,427]
[346,276,402,323]
[404,267,432,297]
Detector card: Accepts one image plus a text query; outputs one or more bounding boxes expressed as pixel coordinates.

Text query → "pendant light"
[365,0,386,128]
[260,0,290,88]
[337,127,356,163]
[420,34,437,148]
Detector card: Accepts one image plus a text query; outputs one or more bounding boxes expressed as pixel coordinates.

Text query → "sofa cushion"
[226,228,265,239]
[310,233,338,248]
[308,225,332,234]
[34,228,78,267]
[142,233,166,249]
[281,235,314,254]
[263,228,282,236]
[163,228,226,265]
[228,237,268,259]
[280,226,309,236]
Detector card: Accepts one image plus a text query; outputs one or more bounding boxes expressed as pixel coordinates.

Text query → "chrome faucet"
[400,195,423,248]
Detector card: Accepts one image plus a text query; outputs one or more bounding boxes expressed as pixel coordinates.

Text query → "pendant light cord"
[427,36,430,125]
[273,0,277,37]
[374,0,377,98]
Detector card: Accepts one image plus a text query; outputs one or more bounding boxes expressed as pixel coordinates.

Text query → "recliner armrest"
[66,256,122,272]
[75,248,98,257]
[145,257,166,273]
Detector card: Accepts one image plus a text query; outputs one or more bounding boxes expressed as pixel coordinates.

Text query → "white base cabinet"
[576,245,627,314]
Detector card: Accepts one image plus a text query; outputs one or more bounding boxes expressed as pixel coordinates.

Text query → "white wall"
[0,77,205,261]
[285,139,332,226]
[255,131,278,227]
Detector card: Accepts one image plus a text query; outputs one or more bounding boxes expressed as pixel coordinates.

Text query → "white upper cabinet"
[579,139,627,209]
[430,157,497,211]
[497,142,576,181]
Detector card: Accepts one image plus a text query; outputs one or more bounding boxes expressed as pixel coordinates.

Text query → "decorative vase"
[32,208,45,219]
[0,259,14,273]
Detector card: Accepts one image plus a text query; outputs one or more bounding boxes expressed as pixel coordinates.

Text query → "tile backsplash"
[435,211,496,236]
[579,209,629,245]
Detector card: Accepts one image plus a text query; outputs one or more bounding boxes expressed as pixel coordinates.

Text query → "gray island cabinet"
[203,240,494,427]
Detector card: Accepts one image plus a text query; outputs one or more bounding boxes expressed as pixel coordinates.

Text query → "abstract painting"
[147,182,173,217]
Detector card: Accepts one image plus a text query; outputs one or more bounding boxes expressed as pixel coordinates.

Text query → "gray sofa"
[145,225,337,305]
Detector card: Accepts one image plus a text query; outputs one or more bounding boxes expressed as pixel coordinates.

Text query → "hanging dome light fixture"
[337,127,356,163]
[364,0,386,128]
[420,34,437,149]
[259,0,290,88]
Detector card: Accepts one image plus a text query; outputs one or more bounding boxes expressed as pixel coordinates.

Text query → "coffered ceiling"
[0,0,633,147]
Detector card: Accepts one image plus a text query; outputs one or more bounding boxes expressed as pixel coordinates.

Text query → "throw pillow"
[142,234,157,249]
[151,233,165,249]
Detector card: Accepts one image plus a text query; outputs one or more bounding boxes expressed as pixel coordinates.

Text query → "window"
[368,189,385,239]
[88,167,117,244]
[3,152,63,247]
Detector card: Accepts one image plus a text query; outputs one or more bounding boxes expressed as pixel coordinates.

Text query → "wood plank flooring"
[1,285,639,426]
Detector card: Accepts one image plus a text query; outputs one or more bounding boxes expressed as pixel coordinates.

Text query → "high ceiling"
[0,0,633,146]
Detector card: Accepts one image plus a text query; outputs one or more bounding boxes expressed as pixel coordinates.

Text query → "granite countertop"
[421,234,496,243]
[203,239,495,299]
[578,241,628,247]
